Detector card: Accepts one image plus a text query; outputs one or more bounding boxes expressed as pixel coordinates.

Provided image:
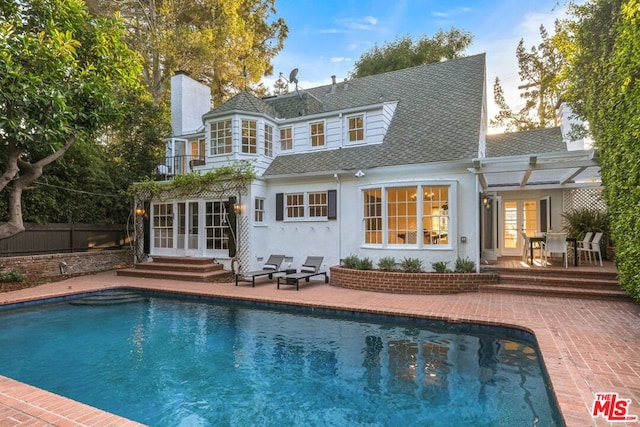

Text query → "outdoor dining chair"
[542,232,569,268]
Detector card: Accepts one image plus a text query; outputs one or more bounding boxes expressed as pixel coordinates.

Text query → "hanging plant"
[129,161,256,201]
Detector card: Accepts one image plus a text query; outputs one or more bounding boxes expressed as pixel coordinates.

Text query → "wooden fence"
[0,223,130,257]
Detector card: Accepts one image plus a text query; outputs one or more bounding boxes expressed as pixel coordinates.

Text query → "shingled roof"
[263,54,486,176]
[205,91,277,118]
[486,127,566,157]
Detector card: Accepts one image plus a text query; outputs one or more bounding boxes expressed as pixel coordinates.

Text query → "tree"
[350,29,473,78]
[491,24,566,131]
[558,0,640,301]
[0,0,143,239]
[86,0,288,106]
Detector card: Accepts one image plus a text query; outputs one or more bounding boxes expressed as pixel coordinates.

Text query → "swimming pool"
[0,291,562,426]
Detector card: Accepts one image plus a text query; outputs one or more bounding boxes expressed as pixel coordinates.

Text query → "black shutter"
[327,189,337,220]
[276,193,284,221]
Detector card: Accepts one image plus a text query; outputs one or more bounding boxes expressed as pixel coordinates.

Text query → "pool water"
[0,293,562,426]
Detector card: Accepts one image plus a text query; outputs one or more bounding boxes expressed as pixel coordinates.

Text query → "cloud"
[330,57,352,63]
[335,15,379,31]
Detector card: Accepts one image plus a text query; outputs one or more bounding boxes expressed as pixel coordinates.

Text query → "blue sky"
[263,0,569,130]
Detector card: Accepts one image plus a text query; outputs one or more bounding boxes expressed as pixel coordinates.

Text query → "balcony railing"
[154,155,206,180]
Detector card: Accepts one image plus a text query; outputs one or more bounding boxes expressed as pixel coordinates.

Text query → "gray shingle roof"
[486,127,566,157]
[205,91,277,118]
[263,54,486,176]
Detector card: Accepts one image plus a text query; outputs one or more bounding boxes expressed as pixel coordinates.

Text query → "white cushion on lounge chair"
[300,265,316,273]
[263,264,278,270]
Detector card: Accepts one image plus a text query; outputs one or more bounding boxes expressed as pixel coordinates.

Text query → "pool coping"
[1,270,639,426]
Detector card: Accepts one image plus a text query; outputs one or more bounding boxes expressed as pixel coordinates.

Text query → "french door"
[176,201,200,256]
[502,200,538,256]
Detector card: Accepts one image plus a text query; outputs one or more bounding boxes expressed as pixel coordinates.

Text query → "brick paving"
[0,269,639,426]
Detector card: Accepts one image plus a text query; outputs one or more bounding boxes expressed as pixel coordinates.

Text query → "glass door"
[177,201,200,255]
[502,200,538,256]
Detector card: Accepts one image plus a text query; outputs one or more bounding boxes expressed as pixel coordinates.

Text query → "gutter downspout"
[475,175,481,272]
[334,173,341,264]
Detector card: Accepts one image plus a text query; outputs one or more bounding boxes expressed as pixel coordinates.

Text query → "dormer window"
[310,121,325,147]
[347,114,364,142]
[280,126,293,151]
[242,119,257,153]
[210,120,232,155]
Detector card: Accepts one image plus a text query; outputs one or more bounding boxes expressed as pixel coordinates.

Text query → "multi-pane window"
[310,121,325,147]
[205,201,228,250]
[286,193,304,218]
[308,192,327,217]
[388,187,417,244]
[363,185,449,246]
[210,120,232,155]
[264,124,273,157]
[422,186,449,245]
[280,126,293,151]
[241,119,257,153]
[152,203,174,248]
[363,189,382,244]
[254,198,265,223]
[348,114,364,142]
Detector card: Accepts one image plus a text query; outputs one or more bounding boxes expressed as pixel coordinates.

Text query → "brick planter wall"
[0,249,133,279]
[329,266,499,294]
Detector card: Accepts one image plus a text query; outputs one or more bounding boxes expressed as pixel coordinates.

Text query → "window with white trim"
[286,193,304,218]
[310,121,325,147]
[254,198,265,223]
[210,120,232,155]
[241,119,257,153]
[347,114,364,142]
[363,185,450,246]
[264,124,273,157]
[152,203,174,248]
[308,192,327,217]
[205,201,228,250]
[363,189,382,244]
[280,126,293,151]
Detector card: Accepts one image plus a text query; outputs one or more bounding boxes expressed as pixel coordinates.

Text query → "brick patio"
[1,269,639,426]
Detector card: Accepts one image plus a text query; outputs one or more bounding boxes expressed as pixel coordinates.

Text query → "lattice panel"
[235,215,251,273]
[563,188,606,212]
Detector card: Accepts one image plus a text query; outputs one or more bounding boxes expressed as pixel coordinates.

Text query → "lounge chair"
[277,256,328,291]
[235,255,286,287]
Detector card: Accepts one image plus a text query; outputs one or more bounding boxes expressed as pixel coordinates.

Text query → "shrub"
[454,257,475,273]
[400,257,423,273]
[377,257,397,271]
[357,257,374,270]
[342,254,360,269]
[431,261,451,273]
[0,270,26,283]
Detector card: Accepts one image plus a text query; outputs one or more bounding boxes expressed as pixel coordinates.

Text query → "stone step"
[478,283,631,301]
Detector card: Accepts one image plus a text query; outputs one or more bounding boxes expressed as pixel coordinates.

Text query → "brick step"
[482,267,617,282]
[132,261,224,273]
[498,273,620,290]
[150,256,217,266]
[117,267,233,283]
[478,283,631,301]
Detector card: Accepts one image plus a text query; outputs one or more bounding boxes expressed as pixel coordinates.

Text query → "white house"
[137,54,601,274]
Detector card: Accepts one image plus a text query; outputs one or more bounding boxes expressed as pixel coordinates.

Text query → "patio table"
[529,236,578,266]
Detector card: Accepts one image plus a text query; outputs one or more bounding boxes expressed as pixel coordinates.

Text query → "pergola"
[470,149,601,192]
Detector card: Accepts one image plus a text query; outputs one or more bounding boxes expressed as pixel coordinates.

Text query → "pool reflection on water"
[0,292,563,426]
